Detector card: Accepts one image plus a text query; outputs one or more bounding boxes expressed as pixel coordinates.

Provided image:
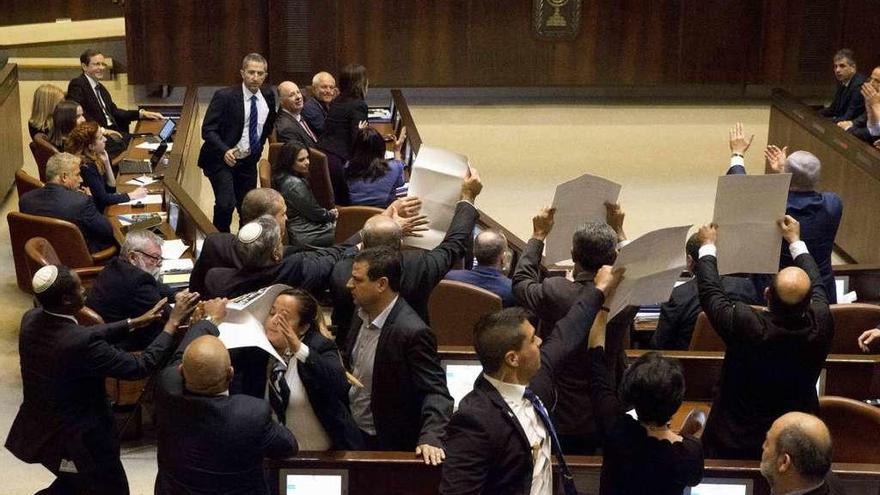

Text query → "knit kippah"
[32,265,59,293]
[238,222,263,244]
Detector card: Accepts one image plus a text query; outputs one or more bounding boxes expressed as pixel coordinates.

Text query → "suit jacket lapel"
[232,87,245,136]
[475,377,533,453]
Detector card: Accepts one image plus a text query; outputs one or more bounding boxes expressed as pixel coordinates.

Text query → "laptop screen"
[443,360,483,411]
[279,469,347,495]
[157,119,176,141]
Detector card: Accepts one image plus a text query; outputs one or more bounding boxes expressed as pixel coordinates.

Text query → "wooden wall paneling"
[1,2,123,27]
[125,0,269,85]
[267,0,339,86]
[838,0,880,74]
[0,65,22,196]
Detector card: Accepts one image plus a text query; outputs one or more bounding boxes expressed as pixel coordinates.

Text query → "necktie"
[268,361,289,425]
[298,116,317,143]
[249,94,260,155]
[94,83,114,126]
[523,388,578,495]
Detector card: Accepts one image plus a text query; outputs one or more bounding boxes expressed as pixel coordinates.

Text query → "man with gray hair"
[275,81,318,148]
[760,412,839,495]
[301,71,337,135]
[19,152,115,253]
[445,229,516,306]
[727,123,843,302]
[87,229,179,350]
[198,52,278,233]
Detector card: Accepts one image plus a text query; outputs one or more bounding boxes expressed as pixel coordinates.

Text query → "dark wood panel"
[1,1,123,26]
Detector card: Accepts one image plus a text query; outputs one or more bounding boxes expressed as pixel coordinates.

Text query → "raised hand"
[605,201,626,241]
[778,215,801,244]
[697,223,718,246]
[729,122,755,155]
[460,167,483,203]
[532,207,556,241]
[764,145,788,173]
[594,265,625,298]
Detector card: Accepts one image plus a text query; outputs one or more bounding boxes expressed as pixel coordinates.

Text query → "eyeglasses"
[136,250,163,264]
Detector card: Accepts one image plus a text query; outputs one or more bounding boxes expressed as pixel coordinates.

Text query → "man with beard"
[87,230,180,350]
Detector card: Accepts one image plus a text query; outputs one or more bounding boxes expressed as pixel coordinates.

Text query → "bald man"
[155,298,298,495]
[445,229,516,306]
[761,412,839,495]
[275,81,318,149]
[302,71,337,135]
[695,216,834,460]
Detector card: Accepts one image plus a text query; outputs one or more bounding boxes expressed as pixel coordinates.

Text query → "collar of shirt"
[483,373,527,404]
[43,309,79,325]
[241,83,265,103]
[85,73,100,90]
[780,481,824,495]
[281,108,302,121]
[356,296,399,331]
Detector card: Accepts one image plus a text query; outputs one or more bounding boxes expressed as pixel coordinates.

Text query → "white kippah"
[32,265,59,293]
[238,222,263,244]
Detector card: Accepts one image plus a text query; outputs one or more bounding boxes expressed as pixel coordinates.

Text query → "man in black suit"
[344,247,452,464]
[650,232,760,350]
[198,53,277,232]
[440,266,622,495]
[301,71,336,136]
[154,299,298,495]
[5,265,198,495]
[696,217,834,460]
[67,49,164,156]
[275,81,318,149]
[512,204,636,454]
[760,413,844,495]
[330,169,482,341]
[87,230,178,350]
[839,66,880,142]
[818,49,866,123]
[19,152,116,253]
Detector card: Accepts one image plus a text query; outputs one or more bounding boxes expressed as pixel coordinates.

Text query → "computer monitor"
[157,118,176,142]
[686,477,754,495]
[279,469,348,495]
[442,359,483,411]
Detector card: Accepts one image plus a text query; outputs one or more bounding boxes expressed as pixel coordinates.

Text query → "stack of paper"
[161,239,189,259]
[405,145,470,250]
[120,194,163,206]
[125,175,157,186]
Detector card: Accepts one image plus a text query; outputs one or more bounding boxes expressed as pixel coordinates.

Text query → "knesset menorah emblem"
[533,0,582,40]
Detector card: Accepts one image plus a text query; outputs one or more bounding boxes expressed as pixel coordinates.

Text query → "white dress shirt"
[349,296,398,435]
[283,343,333,450]
[237,83,270,155]
[85,73,114,124]
[483,374,552,495]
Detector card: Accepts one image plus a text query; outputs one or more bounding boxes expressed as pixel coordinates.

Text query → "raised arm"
[511,207,556,316]
[587,308,624,437]
[726,122,754,175]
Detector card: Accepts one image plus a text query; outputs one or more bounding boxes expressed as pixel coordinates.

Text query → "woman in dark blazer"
[49,99,86,151]
[66,121,146,211]
[317,63,369,206]
[272,141,337,247]
[265,288,362,450]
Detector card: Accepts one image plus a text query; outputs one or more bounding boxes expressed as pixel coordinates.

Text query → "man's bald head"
[311,71,337,104]
[474,230,507,268]
[761,412,832,485]
[181,335,233,395]
[362,215,403,249]
[241,188,284,225]
[767,266,812,316]
[278,81,303,114]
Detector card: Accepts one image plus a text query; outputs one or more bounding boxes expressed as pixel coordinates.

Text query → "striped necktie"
[524,388,578,495]
[248,94,260,155]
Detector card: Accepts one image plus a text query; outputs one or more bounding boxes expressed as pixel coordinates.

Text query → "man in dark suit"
[696,217,834,460]
[198,53,277,233]
[330,169,482,341]
[727,123,843,302]
[19,152,116,253]
[840,66,880,142]
[651,232,760,350]
[440,266,621,494]
[343,247,452,464]
[275,81,318,149]
[445,229,517,307]
[87,230,178,351]
[512,205,636,454]
[67,49,164,156]
[760,413,844,495]
[818,49,866,123]
[5,265,198,495]
[154,299,298,495]
[301,71,336,136]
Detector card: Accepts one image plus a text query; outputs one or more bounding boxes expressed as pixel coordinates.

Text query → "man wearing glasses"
[88,230,179,350]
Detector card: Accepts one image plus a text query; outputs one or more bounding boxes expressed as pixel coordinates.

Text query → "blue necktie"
[523,388,578,495]
[248,94,259,156]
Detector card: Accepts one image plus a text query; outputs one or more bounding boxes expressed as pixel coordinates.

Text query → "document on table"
[404,145,470,250]
[712,173,791,275]
[125,175,157,186]
[161,239,189,259]
[545,173,621,266]
[120,194,163,206]
[606,225,691,319]
[135,142,173,151]
[160,258,194,273]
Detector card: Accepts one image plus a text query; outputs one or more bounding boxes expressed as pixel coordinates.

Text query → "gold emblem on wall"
[533,0,582,40]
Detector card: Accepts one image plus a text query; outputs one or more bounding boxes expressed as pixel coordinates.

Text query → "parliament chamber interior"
[2,1,880,494]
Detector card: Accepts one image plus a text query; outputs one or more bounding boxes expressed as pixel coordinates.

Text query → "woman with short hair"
[588,307,704,494]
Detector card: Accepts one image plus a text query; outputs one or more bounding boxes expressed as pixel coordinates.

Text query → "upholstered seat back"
[428,279,503,346]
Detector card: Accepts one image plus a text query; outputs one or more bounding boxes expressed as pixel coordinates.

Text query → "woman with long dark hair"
[271,141,337,247]
[317,63,369,205]
[346,126,407,208]
[49,100,86,151]
[66,121,146,211]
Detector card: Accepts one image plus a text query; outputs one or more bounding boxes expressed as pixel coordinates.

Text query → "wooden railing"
[0,63,22,196]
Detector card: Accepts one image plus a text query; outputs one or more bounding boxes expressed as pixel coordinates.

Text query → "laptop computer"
[143,119,176,144]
